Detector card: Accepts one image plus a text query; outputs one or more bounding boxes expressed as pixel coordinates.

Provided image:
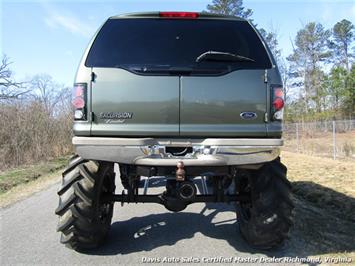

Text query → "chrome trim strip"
[73,136,283,146]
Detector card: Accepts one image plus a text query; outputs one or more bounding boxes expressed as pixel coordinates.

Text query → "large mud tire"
[55,155,115,251]
[237,158,294,249]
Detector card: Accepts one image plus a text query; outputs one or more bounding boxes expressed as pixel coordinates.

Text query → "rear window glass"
[86,18,272,73]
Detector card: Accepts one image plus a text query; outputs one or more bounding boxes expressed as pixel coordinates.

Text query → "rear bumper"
[73,137,282,166]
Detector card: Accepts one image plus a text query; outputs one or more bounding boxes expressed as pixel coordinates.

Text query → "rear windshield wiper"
[129,66,193,75]
[196,51,255,63]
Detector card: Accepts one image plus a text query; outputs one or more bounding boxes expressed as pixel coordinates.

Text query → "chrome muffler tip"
[177,181,196,201]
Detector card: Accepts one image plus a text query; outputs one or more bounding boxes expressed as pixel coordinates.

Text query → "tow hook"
[176,161,185,181]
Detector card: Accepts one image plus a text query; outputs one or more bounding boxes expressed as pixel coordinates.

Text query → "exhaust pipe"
[177,181,196,201]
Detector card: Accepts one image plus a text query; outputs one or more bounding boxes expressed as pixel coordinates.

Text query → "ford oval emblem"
[240,112,257,120]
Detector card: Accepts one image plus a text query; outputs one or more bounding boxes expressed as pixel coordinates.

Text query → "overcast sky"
[1,0,354,86]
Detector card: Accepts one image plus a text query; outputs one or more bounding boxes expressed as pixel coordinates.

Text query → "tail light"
[271,85,284,121]
[72,83,87,120]
[159,12,199,18]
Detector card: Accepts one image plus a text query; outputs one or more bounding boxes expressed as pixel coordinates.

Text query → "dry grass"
[281,151,355,260]
[282,151,355,197]
[284,131,355,160]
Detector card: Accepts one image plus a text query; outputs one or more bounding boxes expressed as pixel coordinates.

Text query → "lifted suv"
[55,11,294,251]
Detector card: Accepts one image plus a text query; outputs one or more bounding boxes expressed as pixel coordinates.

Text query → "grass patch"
[282,151,355,198]
[282,151,355,221]
[281,151,355,258]
[0,156,69,194]
[284,131,355,160]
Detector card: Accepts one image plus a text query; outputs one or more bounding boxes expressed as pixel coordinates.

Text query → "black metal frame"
[103,193,250,205]
[123,164,232,178]
[103,166,253,210]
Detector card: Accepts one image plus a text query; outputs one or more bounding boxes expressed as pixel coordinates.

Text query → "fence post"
[296,123,299,153]
[332,121,336,160]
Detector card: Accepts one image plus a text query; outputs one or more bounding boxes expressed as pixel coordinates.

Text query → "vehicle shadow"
[89,181,355,258]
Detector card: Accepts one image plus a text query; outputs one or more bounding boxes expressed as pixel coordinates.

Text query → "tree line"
[0,56,72,170]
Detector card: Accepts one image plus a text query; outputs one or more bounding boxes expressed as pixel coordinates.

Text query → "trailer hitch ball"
[176,161,185,181]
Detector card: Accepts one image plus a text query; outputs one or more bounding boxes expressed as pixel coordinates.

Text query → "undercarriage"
[113,163,250,212]
[55,153,294,251]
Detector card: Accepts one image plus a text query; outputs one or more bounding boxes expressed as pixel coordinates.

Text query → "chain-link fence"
[283,120,355,160]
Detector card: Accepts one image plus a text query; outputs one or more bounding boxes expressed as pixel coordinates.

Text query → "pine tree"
[206,0,253,19]
[330,19,354,72]
[287,22,331,113]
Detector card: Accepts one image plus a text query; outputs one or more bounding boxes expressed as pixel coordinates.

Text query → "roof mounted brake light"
[159,12,199,18]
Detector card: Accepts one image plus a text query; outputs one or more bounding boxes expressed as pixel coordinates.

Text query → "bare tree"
[0,70,73,170]
[0,55,27,100]
[30,74,70,116]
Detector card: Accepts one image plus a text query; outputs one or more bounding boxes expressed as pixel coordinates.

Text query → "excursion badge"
[99,112,133,123]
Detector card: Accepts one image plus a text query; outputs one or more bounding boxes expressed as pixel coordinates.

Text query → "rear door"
[180,70,267,137]
[90,69,179,136]
[86,18,180,136]
[176,19,270,137]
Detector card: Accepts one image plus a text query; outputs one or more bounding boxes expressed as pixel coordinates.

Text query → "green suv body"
[56,12,293,251]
